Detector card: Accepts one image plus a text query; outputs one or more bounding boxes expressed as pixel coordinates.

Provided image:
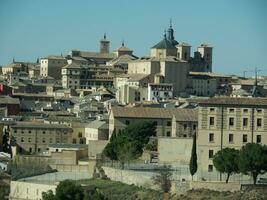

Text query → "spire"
[104,33,106,40]
[170,18,172,28]
[122,39,124,47]
[13,57,15,63]
[164,29,167,39]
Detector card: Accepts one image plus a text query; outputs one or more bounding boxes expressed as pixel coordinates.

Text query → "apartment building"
[197,97,267,180]
[10,122,73,154]
[40,56,68,79]
[61,62,113,89]
[109,106,197,138]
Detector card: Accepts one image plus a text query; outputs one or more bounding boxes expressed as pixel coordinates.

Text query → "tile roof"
[111,106,197,121]
[11,122,72,129]
[197,97,267,106]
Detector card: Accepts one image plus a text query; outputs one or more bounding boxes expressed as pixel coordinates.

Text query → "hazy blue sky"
[0,0,266,75]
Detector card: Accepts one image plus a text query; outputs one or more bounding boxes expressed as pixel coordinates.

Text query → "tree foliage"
[152,165,172,193]
[189,133,197,179]
[213,148,239,183]
[238,143,267,185]
[103,121,156,168]
[42,180,105,200]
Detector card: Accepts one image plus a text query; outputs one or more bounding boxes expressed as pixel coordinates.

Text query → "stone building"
[61,62,114,89]
[40,56,68,79]
[10,122,73,154]
[109,106,198,138]
[197,97,267,181]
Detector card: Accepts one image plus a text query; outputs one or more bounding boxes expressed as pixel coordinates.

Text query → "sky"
[0,0,266,76]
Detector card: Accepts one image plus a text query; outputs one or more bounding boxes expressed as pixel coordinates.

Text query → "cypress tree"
[189,133,198,180]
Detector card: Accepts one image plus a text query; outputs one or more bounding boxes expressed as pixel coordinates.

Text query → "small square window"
[229,108,235,113]
[125,120,130,125]
[209,150,214,159]
[166,131,171,137]
[229,134,234,143]
[257,109,262,114]
[209,133,214,142]
[209,117,215,126]
[257,118,262,127]
[243,118,248,127]
[209,108,215,112]
[243,134,247,143]
[256,135,261,143]
[167,121,171,126]
[229,117,234,126]
[183,124,187,130]
[208,164,213,172]
[243,109,248,113]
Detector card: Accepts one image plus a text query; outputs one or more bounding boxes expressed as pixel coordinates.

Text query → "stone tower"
[100,33,110,54]
[197,44,213,72]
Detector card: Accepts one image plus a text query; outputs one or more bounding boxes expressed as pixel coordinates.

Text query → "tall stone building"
[197,97,267,181]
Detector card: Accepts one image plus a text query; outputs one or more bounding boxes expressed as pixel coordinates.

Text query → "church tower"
[166,19,178,46]
[100,33,110,54]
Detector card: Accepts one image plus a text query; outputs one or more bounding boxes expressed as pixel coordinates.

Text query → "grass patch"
[77,179,164,200]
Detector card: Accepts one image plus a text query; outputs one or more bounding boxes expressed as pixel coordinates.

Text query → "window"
[42,131,46,134]
[209,108,215,112]
[229,117,234,126]
[257,118,262,128]
[183,124,187,130]
[208,164,213,172]
[37,148,41,153]
[229,134,234,143]
[243,109,248,113]
[193,124,197,130]
[21,130,24,134]
[73,138,77,144]
[209,117,215,126]
[257,109,262,114]
[78,132,82,138]
[166,131,171,137]
[256,135,261,143]
[153,121,158,126]
[28,138,31,142]
[229,108,235,113]
[28,130,31,134]
[125,120,130,125]
[243,118,248,127]
[243,134,247,143]
[29,147,32,153]
[209,133,214,142]
[167,121,171,126]
[42,138,46,143]
[14,130,17,133]
[21,137,24,142]
[209,150,214,159]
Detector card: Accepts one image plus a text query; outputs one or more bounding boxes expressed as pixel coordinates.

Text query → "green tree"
[103,121,156,168]
[213,148,239,183]
[42,190,55,200]
[189,133,197,180]
[239,143,267,185]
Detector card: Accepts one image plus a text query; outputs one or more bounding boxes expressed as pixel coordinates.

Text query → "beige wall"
[88,140,108,158]
[10,181,57,200]
[128,61,160,74]
[158,137,192,165]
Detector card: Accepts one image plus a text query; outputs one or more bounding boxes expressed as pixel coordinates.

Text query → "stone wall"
[102,166,158,190]
[50,164,88,172]
[10,180,57,200]
[189,181,241,192]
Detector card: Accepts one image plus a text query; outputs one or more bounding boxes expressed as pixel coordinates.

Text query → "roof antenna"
[104,33,106,39]
[170,18,172,28]
[122,39,124,47]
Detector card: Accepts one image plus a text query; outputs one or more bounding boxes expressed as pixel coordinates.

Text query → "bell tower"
[100,33,110,54]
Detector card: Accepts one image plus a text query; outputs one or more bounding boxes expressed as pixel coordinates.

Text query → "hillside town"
[0,19,267,200]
